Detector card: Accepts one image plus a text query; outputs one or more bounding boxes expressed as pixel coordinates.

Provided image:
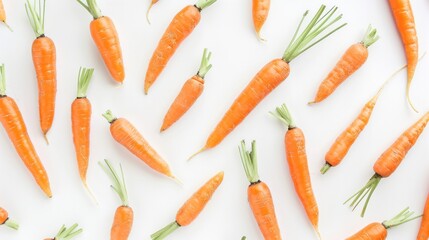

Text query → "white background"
[0,0,428,239]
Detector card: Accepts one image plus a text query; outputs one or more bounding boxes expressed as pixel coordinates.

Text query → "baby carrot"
[252,0,270,40]
[0,0,12,31]
[0,207,19,230]
[45,224,82,240]
[417,194,429,240]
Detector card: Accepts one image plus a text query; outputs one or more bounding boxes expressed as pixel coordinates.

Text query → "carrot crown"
[344,173,382,217]
[102,110,117,124]
[282,5,346,63]
[195,0,217,11]
[239,140,260,184]
[361,25,379,48]
[25,0,46,38]
[0,64,6,96]
[76,67,94,98]
[382,207,421,229]
[99,159,129,206]
[53,224,82,240]
[270,103,296,129]
[76,0,102,19]
[3,218,19,230]
[197,48,212,79]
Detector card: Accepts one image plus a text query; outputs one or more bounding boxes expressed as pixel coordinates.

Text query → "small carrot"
[190,5,346,159]
[345,112,429,217]
[0,64,52,197]
[271,104,320,238]
[102,110,175,180]
[417,194,429,240]
[100,159,133,240]
[151,171,224,240]
[76,0,125,83]
[45,224,82,240]
[252,0,270,40]
[239,140,282,239]
[161,48,212,131]
[310,25,379,104]
[26,0,57,142]
[146,0,159,24]
[0,207,19,230]
[144,0,217,94]
[345,207,420,240]
[0,0,12,31]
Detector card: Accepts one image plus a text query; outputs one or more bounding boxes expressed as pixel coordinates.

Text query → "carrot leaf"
[76,0,102,19]
[4,219,19,230]
[197,48,212,79]
[0,64,6,96]
[54,223,82,240]
[195,0,217,11]
[151,221,180,240]
[99,159,129,206]
[362,25,379,48]
[382,207,422,229]
[344,173,382,217]
[270,103,296,129]
[241,237,247,240]
[239,140,260,184]
[102,110,117,123]
[25,0,46,38]
[77,67,94,98]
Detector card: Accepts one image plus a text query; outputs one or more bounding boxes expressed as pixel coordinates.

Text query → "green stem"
[195,0,217,10]
[25,0,46,38]
[238,140,260,184]
[197,48,212,79]
[4,219,19,230]
[54,224,82,240]
[382,207,421,229]
[76,0,102,19]
[77,67,94,98]
[241,237,246,240]
[344,173,382,217]
[151,221,180,240]
[361,25,379,48]
[270,103,296,129]
[99,159,129,206]
[102,110,117,123]
[0,64,6,96]
[320,163,331,174]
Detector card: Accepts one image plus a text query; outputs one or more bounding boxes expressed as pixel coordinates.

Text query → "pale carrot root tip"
[187,147,207,161]
[256,31,267,42]
[83,181,99,205]
[2,21,13,32]
[406,87,419,113]
[146,3,154,24]
[170,175,184,186]
[320,163,331,174]
[43,133,50,145]
[314,226,322,240]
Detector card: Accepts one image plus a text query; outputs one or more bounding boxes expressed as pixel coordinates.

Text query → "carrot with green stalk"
[0,207,19,230]
[44,224,82,240]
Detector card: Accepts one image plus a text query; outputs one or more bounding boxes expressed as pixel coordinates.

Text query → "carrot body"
[0,0,5,22]
[0,207,8,224]
[72,98,91,183]
[418,194,429,240]
[252,0,270,39]
[111,206,134,240]
[346,222,387,240]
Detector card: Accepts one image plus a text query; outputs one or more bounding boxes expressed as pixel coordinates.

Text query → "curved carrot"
[0,0,12,31]
[146,0,159,24]
[45,224,82,240]
[144,0,217,94]
[252,0,270,40]
[151,171,224,240]
[0,64,52,198]
[0,207,19,230]
[345,112,429,217]
[76,0,124,83]
[417,194,429,239]
[100,159,133,240]
[161,48,212,131]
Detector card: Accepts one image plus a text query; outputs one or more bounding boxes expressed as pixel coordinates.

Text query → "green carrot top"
[195,0,217,11]
[76,67,94,98]
[102,110,117,124]
[99,159,129,206]
[382,207,421,229]
[361,25,379,48]
[76,0,102,19]
[197,48,213,79]
[52,224,82,240]
[0,64,6,96]
[239,140,260,184]
[270,103,296,129]
[25,0,46,38]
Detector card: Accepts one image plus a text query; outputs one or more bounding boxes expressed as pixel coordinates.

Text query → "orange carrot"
[0,207,19,230]
[144,0,217,94]
[310,25,379,104]
[100,159,133,240]
[161,48,212,131]
[345,112,429,217]
[26,0,57,142]
[252,0,270,40]
[151,171,224,240]
[417,194,429,240]
[271,104,320,238]
[189,5,346,159]
[45,224,82,240]
[102,110,175,180]
[0,0,12,31]
[146,0,159,24]
[0,64,52,198]
[239,140,282,239]
[76,0,124,83]
[388,0,419,112]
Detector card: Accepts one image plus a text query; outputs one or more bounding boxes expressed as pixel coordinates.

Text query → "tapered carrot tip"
[187,147,206,161]
[2,21,13,32]
[146,2,155,24]
[314,226,322,240]
[406,90,419,113]
[45,189,53,198]
[83,181,99,205]
[43,134,50,145]
[170,175,184,186]
[256,32,267,42]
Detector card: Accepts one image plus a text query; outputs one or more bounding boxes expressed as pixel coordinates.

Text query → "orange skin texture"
[145,5,201,93]
[32,36,57,136]
[346,222,387,240]
[0,96,52,197]
[417,194,429,239]
[252,0,270,35]
[90,16,125,83]
[0,0,5,22]
[0,207,8,224]
[176,171,224,226]
[111,206,134,240]
[313,43,368,103]
[161,75,204,131]
[71,98,91,183]
[285,127,319,230]
[109,118,173,178]
[373,112,429,177]
[205,59,290,149]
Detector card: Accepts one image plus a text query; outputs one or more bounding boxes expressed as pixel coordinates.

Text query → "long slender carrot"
[102,110,175,180]
[144,0,217,94]
[271,104,320,238]
[25,0,57,142]
[417,194,429,239]
[100,159,133,240]
[310,25,379,104]
[0,207,19,230]
[189,5,346,159]
[345,207,420,240]
[0,64,52,198]
[161,48,212,131]
[45,224,82,240]
[239,140,282,239]
[76,0,124,83]
[146,0,159,24]
[345,112,429,217]
[252,0,270,40]
[0,0,12,31]
[151,171,224,240]
[388,0,419,112]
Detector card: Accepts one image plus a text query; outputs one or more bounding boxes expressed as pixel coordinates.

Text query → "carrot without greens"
[45,224,82,240]
[161,48,212,131]
[417,194,429,239]
[144,0,217,94]
[271,104,320,238]
[252,0,270,40]
[239,140,282,239]
[345,112,429,217]
[151,171,224,240]
[0,0,12,31]
[0,64,52,197]
[189,5,346,159]
[310,25,379,104]
[146,0,159,24]
[100,159,133,240]
[76,0,125,83]
[0,207,19,230]
[345,207,420,240]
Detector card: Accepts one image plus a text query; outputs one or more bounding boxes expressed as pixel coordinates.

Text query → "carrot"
[189,5,346,159]
[0,64,52,197]
[345,207,420,240]
[45,224,82,240]
[417,194,429,239]
[144,0,217,94]
[345,112,429,217]
[151,171,224,240]
[102,110,176,180]
[388,0,419,112]
[239,140,282,239]
[310,25,379,104]
[100,159,133,240]
[76,0,124,83]
[271,104,320,238]
[252,0,270,40]
[146,0,159,24]
[0,207,19,230]
[161,48,212,131]
[0,0,12,31]
[25,0,57,142]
